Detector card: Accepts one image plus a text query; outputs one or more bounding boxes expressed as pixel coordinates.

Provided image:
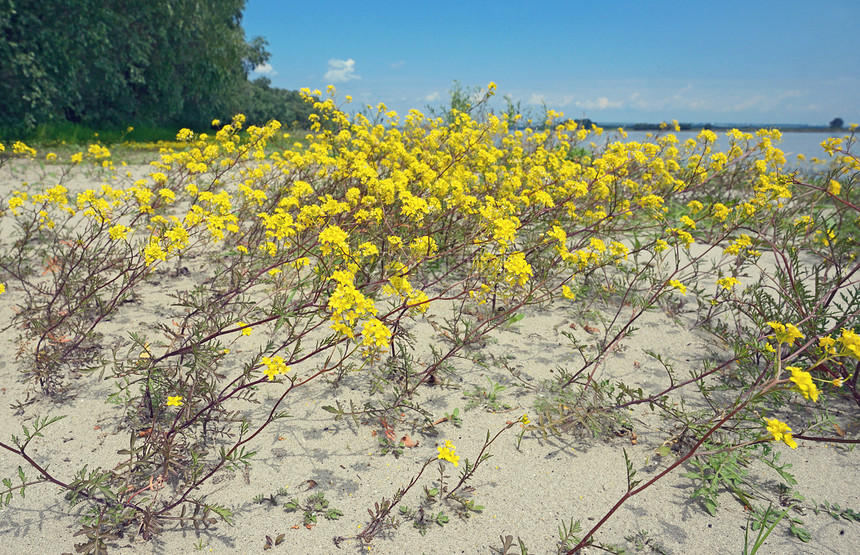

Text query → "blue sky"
[242,0,859,125]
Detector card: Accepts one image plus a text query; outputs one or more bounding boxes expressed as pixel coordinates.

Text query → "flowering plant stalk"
[0,90,857,552]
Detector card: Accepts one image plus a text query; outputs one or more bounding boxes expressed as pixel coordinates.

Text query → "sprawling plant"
[0,86,857,552]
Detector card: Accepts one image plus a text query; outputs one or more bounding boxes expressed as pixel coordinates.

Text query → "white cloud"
[528,93,547,105]
[526,93,574,107]
[324,59,360,83]
[575,96,623,110]
[672,84,693,101]
[389,60,405,69]
[424,91,441,102]
[628,92,647,109]
[253,62,277,76]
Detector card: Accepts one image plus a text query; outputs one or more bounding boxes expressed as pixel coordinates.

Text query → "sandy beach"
[1,157,858,555]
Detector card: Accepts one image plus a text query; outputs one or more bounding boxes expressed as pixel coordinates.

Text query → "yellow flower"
[361,318,392,349]
[589,238,607,254]
[680,215,696,229]
[638,194,665,210]
[437,440,460,466]
[143,241,167,265]
[261,356,289,381]
[167,396,184,407]
[109,224,131,241]
[409,236,438,258]
[686,200,704,214]
[788,366,819,402]
[504,252,533,286]
[767,322,804,346]
[765,418,797,449]
[717,277,740,290]
[236,321,252,336]
[827,180,841,195]
[165,224,189,251]
[319,225,349,255]
[838,328,860,360]
[711,203,731,222]
[521,414,530,425]
[493,217,519,248]
[12,141,37,157]
[669,279,687,295]
[0,283,5,295]
[159,188,176,203]
[561,284,577,300]
[819,336,837,355]
[609,241,629,260]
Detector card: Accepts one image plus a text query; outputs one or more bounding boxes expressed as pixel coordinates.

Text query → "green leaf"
[705,499,718,516]
[790,524,812,542]
[655,445,672,457]
[507,313,524,325]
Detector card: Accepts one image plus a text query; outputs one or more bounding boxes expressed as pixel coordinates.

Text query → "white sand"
[0,162,857,554]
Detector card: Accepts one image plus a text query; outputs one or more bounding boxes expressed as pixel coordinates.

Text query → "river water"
[592,129,853,170]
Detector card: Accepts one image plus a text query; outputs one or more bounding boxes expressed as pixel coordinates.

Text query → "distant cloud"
[672,85,693,101]
[628,92,647,109]
[726,89,803,113]
[253,62,277,76]
[528,93,546,106]
[424,91,441,102]
[389,60,405,69]
[324,59,360,83]
[527,93,574,108]
[575,97,623,110]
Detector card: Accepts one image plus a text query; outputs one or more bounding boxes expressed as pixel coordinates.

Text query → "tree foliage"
[242,77,316,129]
[0,0,273,129]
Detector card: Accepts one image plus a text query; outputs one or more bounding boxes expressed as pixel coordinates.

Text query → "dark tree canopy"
[0,0,276,129]
[830,117,844,129]
[242,77,316,129]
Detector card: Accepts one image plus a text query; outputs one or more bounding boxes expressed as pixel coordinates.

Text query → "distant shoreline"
[593,122,852,133]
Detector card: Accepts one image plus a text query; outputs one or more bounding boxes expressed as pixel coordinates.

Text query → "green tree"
[830,117,844,129]
[241,77,316,129]
[0,0,269,129]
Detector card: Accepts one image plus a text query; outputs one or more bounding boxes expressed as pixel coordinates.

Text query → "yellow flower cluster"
[504,252,533,286]
[361,318,392,355]
[717,277,740,290]
[261,356,290,381]
[767,321,804,346]
[437,440,460,466]
[787,366,819,402]
[669,279,687,295]
[765,418,797,449]
[328,270,377,338]
[819,328,860,360]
